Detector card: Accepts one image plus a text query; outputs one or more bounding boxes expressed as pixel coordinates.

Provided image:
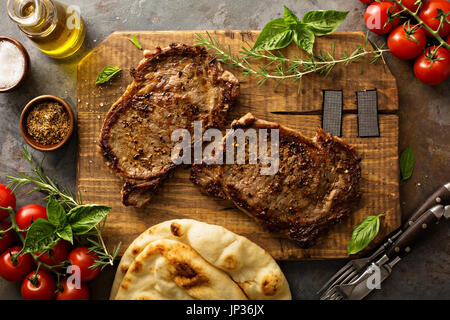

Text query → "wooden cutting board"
[76,30,401,260]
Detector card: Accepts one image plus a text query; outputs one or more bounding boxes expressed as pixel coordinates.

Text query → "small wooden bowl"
[0,37,30,92]
[20,95,75,152]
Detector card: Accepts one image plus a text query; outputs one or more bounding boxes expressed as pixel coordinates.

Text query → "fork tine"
[317,261,354,294]
[333,293,343,300]
[340,269,359,285]
[320,269,360,300]
[320,287,336,300]
[330,292,341,300]
[322,289,343,300]
[319,265,356,296]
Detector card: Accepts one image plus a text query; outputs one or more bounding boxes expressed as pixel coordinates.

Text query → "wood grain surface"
[76,30,401,259]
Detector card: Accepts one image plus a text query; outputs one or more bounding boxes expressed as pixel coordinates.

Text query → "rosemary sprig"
[195,31,389,91]
[4,146,120,269]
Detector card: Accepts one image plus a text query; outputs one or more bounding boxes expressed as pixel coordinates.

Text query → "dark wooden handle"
[403,184,450,230]
[387,206,443,259]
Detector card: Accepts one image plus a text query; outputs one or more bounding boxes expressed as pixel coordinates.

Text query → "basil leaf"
[302,10,349,36]
[128,35,143,50]
[22,219,58,254]
[293,24,315,55]
[95,66,122,85]
[347,214,383,255]
[46,197,67,229]
[400,147,414,181]
[253,18,293,51]
[57,224,73,244]
[68,205,112,235]
[283,5,300,27]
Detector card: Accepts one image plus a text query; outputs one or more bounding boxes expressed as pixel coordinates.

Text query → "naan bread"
[111,219,291,300]
[115,239,248,300]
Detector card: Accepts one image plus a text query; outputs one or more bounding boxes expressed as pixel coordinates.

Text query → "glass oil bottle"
[7,0,86,59]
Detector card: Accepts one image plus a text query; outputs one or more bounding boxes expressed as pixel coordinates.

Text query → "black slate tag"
[357,90,380,137]
[322,90,342,137]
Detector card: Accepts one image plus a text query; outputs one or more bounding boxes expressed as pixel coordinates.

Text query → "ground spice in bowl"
[26,101,70,145]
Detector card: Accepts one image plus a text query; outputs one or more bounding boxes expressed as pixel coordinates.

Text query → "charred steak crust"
[99,43,239,207]
[190,113,361,248]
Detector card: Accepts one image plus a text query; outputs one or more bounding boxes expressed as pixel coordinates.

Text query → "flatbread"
[115,239,248,300]
[111,219,291,300]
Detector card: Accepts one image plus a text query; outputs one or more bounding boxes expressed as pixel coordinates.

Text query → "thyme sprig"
[4,146,120,269]
[195,31,389,91]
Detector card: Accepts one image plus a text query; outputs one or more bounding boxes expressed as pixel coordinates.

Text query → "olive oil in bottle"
[7,0,86,59]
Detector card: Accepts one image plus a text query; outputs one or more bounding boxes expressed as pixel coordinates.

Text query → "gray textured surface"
[0,0,449,300]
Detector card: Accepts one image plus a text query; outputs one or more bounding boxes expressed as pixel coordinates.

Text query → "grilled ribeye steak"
[99,44,239,207]
[191,113,361,248]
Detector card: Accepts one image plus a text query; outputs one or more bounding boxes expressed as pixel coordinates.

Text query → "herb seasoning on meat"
[26,101,70,145]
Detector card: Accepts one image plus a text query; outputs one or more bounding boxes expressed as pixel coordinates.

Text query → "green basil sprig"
[400,146,415,181]
[22,198,111,254]
[253,6,349,54]
[95,65,122,85]
[347,214,383,255]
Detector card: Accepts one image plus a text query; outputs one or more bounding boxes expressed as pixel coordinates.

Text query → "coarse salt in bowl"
[0,38,29,91]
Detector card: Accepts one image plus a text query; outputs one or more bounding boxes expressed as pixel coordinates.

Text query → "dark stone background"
[0,0,448,300]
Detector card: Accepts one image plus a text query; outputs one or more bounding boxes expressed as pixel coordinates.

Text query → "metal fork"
[317,229,401,298]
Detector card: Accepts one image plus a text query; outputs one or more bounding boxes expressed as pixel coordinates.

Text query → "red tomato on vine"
[419,0,450,38]
[68,246,101,282]
[21,270,56,300]
[364,1,401,35]
[414,46,450,85]
[56,277,90,300]
[0,246,33,282]
[0,221,15,254]
[15,204,47,230]
[0,185,16,221]
[388,23,427,60]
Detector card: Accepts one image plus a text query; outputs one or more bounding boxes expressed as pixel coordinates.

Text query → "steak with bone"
[191,113,361,248]
[99,44,239,207]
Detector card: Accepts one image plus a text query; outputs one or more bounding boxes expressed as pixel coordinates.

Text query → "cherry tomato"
[388,24,427,60]
[56,277,90,300]
[0,185,16,221]
[364,1,400,35]
[15,204,47,230]
[419,0,450,37]
[0,221,15,254]
[446,35,450,48]
[68,247,100,282]
[21,270,56,300]
[35,240,70,271]
[360,0,374,4]
[414,46,450,85]
[399,0,420,12]
[0,246,33,282]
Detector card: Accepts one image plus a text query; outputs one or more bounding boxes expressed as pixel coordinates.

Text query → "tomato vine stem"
[391,0,450,49]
